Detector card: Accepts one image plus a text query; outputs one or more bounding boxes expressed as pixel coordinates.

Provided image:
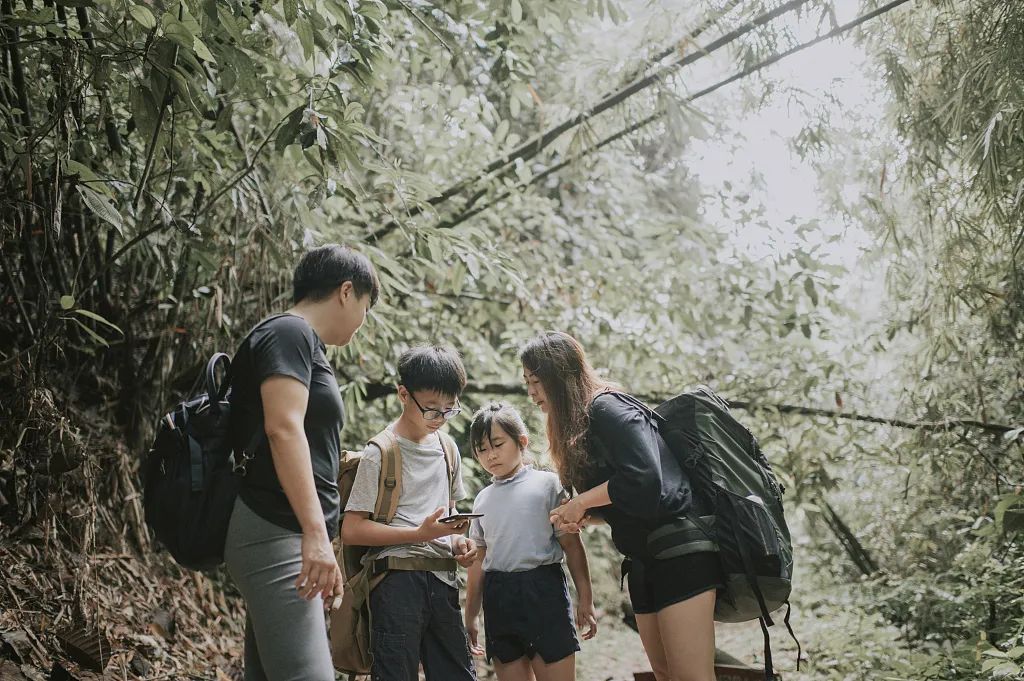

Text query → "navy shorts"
[482,563,580,664]
[625,552,724,615]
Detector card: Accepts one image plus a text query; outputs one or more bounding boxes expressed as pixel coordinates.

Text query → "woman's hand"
[296,529,343,603]
[550,496,588,532]
[576,600,598,640]
[453,536,479,567]
[552,482,611,534]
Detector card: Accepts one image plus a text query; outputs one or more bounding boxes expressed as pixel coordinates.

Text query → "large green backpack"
[625,388,798,679]
[654,388,793,618]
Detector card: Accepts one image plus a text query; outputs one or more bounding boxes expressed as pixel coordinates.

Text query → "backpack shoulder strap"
[587,388,615,410]
[230,313,307,475]
[590,390,665,424]
[438,432,458,512]
[368,428,402,523]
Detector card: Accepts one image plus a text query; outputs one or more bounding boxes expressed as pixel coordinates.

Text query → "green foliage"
[1,0,1022,677]
[794,1,1024,678]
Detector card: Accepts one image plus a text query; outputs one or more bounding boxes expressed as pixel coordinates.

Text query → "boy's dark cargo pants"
[368,570,477,681]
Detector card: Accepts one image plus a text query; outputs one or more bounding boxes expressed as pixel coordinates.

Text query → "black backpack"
[651,387,799,680]
[141,352,261,571]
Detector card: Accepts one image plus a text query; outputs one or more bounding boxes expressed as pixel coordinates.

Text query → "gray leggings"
[224,498,335,681]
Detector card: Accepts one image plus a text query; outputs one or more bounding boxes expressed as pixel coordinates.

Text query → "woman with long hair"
[520,331,722,681]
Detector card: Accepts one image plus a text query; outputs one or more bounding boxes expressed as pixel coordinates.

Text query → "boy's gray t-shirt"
[345,426,467,587]
[470,465,568,572]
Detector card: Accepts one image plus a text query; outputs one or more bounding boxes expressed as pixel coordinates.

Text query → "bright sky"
[682,4,889,271]
[666,1,906,393]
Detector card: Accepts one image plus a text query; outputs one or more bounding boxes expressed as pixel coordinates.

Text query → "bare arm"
[558,533,598,640]
[341,509,468,547]
[261,375,340,603]
[576,481,612,510]
[464,547,487,655]
[262,376,324,533]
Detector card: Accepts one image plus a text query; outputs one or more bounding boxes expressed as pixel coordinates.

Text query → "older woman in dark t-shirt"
[225,244,379,681]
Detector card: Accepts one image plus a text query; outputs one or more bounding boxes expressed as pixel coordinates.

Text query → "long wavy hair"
[519,331,616,491]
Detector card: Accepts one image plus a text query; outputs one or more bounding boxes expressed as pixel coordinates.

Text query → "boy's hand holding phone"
[419,507,466,539]
[418,507,468,540]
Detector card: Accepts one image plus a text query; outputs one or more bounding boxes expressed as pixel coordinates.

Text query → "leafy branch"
[430,0,918,234]
[364,0,816,242]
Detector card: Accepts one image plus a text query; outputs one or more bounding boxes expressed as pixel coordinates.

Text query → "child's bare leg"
[655,590,717,681]
[529,653,575,681]
[494,656,535,681]
[635,613,671,681]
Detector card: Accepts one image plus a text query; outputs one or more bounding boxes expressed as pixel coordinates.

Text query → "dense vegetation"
[1,0,1021,678]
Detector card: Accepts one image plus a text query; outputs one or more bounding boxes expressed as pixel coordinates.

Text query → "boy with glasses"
[341,345,478,681]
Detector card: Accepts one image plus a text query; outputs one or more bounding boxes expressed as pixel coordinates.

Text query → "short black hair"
[398,345,467,398]
[293,244,380,306]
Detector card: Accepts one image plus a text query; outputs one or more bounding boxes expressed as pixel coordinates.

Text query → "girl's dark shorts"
[482,562,580,664]
[625,552,725,615]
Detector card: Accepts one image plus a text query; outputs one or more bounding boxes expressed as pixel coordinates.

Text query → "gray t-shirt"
[470,465,568,573]
[345,426,467,587]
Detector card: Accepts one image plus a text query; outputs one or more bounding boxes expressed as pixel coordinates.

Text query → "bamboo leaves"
[160,6,197,53]
[192,37,215,63]
[360,0,387,22]
[129,4,156,29]
[56,296,125,347]
[283,0,298,26]
[74,309,124,336]
[295,18,315,60]
[993,493,1024,534]
[804,276,818,306]
[276,105,307,151]
[129,85,160,144]
[77,186,124,236]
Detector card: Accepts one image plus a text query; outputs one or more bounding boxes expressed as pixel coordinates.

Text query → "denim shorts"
[482,563,580,664]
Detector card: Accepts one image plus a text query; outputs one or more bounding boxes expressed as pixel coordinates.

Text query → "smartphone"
[439,513,484,524]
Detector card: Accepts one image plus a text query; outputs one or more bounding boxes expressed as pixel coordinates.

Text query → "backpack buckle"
[383,477,396,489]
[231,449,254,476]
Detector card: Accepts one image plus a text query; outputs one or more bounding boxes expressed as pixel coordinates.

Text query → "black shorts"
[626,552,724,615]
[482,563,580,664]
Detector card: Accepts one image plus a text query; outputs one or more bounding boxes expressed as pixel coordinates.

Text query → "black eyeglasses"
[408,392,462,421]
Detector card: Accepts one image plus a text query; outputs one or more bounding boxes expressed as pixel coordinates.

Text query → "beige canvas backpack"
[330,428,460,675]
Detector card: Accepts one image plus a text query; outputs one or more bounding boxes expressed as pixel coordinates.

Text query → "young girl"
[523,331,723,681]
[464,403,598,681]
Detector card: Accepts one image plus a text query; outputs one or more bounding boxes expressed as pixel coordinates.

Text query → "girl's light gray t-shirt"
[344,427,467,587]
[470,465,568,572]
